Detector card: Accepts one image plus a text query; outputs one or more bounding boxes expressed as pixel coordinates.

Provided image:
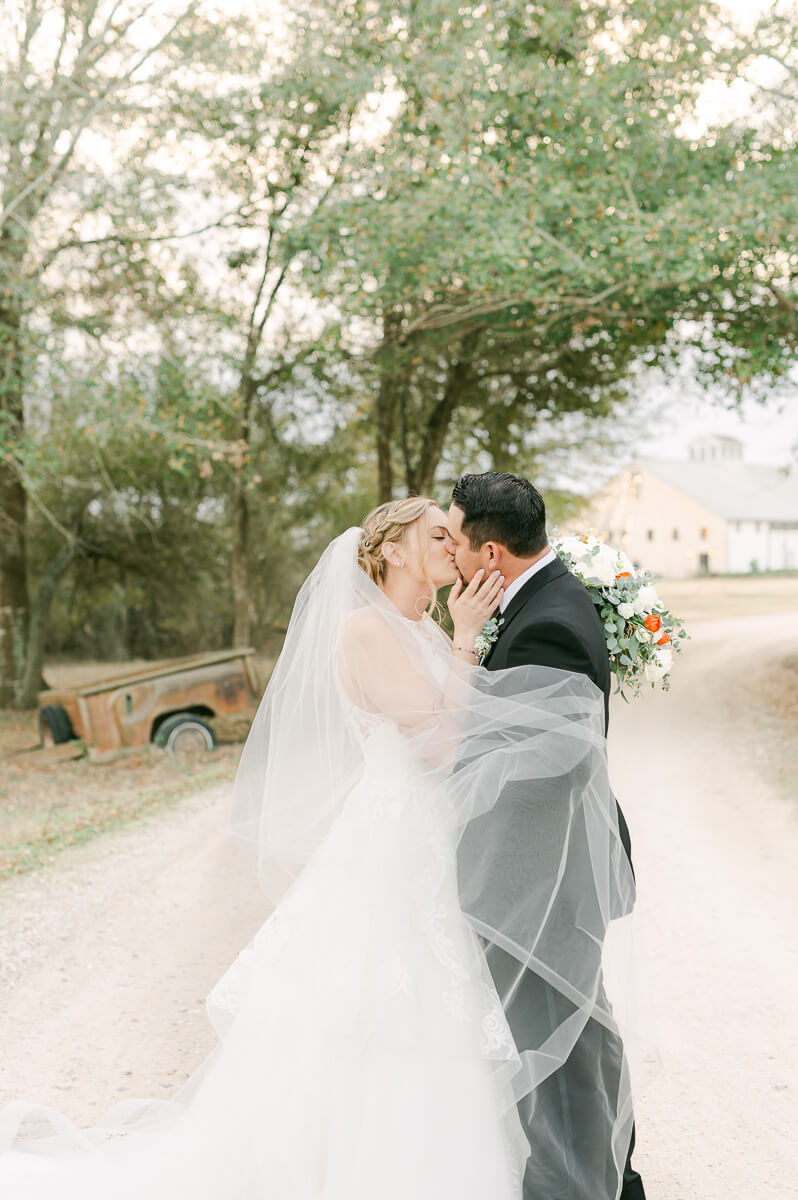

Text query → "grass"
[0,656,275,883]
[0,743,241,881]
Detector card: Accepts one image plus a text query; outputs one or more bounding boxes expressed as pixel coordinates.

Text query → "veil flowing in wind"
[0,526,640,1200]
[230,526,640,1187]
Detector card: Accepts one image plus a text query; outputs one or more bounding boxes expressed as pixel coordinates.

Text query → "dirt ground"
[609,612,798,1198]
[0,658,271,880]
[656,570,798,623]
[0,583,797,1198]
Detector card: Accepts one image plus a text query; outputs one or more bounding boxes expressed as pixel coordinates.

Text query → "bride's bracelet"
[454,643,480,658]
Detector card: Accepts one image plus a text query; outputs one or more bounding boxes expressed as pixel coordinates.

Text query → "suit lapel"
[482,556,567,667]
[498,557,568,634]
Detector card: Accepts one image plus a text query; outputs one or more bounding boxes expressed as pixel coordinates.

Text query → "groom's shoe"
[621,1166,646,1200]
[620,1127,646,1200]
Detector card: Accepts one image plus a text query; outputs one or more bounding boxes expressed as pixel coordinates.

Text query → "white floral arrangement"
[551,534,688,698]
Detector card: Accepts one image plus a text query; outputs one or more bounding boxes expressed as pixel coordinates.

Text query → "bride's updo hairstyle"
[357,496,436,586]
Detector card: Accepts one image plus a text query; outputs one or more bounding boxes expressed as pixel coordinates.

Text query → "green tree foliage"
[169,0,381,643]
[1,0,797,706]
[321,0,798,496]
[0,0,255,703]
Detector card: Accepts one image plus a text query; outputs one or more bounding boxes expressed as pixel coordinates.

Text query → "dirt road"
[1,613,797,1196]
[610,612,798,1198]
[0,788,266,1122]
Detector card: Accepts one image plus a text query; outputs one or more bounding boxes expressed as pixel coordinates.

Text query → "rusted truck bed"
[37,648,262,760]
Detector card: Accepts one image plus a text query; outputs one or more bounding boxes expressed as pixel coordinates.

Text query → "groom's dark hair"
[451,472,547,556]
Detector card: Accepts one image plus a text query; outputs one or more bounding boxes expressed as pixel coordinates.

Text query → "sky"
[631,0,794,470]
[633,384,796,467]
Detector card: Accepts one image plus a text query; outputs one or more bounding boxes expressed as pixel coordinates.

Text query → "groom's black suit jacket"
[483,554,633,870]
[471,554,642,1199]
[485,555,610,725]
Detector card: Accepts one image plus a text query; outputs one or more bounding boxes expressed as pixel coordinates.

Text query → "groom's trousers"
[485,942,645,1200]
[456,723,644,1200]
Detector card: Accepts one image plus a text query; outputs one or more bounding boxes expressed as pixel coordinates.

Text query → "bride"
[0,496,636,1199]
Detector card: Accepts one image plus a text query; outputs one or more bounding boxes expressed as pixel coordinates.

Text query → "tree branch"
[38,213,246,274]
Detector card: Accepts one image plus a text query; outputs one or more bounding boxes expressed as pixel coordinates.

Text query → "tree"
[10,351,240,706]
[175,25,373,643]
[0,0,251,704]
[16,338,376,704]
[321,0,798,499]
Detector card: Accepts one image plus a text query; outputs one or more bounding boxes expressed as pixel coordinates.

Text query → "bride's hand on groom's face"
[447,569,504,643]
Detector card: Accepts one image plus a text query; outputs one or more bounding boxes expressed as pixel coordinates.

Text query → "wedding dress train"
[0,529,637,1198]
[0,676,528,1198]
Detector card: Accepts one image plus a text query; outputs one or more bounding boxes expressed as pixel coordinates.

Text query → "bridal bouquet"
[551,534,687,698]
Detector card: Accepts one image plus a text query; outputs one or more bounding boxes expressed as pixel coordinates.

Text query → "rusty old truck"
[37,648,262,760]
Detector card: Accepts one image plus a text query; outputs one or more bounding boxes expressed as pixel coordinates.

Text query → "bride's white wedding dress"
[0,624,525,1199]
[0,529,636,1199]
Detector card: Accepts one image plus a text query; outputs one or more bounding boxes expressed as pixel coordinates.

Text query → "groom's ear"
[483,541,501,569]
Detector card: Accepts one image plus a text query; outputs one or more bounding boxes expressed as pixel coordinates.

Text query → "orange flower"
[657,632,671,646]
[579,534,589,543]
[644,614,661,633]
[616,571,631,578]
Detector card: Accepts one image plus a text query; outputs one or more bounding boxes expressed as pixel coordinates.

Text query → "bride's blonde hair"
[357,496,437,592]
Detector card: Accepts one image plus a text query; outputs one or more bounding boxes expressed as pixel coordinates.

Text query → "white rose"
[555,536,595,561]
[636,627,653,644]
[617,602,635,619]
[592,563,616,586]
[643,658,666,682]
[643,646,672,682]
[632,584,660,616]
[584,545,619,586]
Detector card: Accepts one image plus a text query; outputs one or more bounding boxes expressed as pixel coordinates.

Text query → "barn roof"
[634,458,798,523]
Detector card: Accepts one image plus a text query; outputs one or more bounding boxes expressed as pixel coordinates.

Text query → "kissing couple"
[0,471,645,1200]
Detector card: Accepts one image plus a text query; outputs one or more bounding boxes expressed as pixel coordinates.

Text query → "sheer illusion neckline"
[394,607,429,625]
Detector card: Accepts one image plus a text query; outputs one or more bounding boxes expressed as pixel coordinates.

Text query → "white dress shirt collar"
[499,548,558,613]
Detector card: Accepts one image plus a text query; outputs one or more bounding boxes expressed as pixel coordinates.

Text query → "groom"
[447,471,645,1200]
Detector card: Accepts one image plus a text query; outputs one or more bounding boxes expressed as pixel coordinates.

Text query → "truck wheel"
[154,713,217,754]
[39,704,76,746]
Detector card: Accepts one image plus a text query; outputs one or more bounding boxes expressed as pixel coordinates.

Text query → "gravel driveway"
[610,612,798,1198]
[0,787,266,1124]
[1,613,797,1197]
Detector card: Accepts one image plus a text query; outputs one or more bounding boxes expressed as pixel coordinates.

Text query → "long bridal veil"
[230,527,641,1184]
[1,526,642,1199]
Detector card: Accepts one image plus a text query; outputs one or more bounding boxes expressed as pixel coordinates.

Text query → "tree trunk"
[231,372,255,648]
[16,543,77,709]
[0,278,30,707]
[409,331,480,496]
[376,369,397,503]
[484,398,519,472]
[231,468,250,647]
[0,458,28,707]
[374,311,406,503]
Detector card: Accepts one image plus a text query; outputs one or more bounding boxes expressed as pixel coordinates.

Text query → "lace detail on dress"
[206,944,258,1024]
[347,705,391,746]
[412,793,517,1064]
[207,903,289,1029]
[478,983,516,1057]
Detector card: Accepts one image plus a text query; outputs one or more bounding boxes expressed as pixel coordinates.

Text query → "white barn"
[569,435,798,578]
